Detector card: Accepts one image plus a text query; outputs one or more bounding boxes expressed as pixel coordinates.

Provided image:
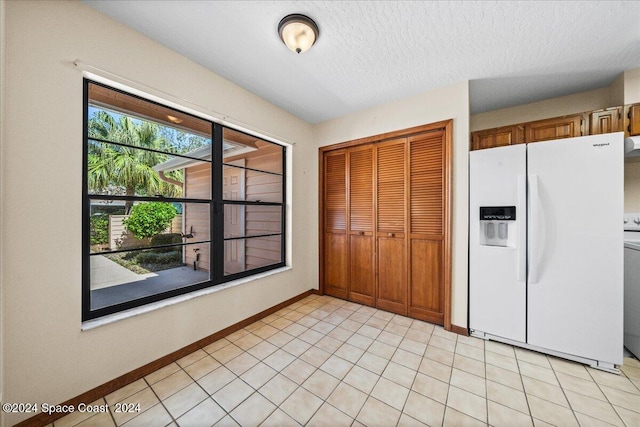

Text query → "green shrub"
[90,214,109,245]
[151,233,182,251]
[123,202,177,240]
[135,251,181,265]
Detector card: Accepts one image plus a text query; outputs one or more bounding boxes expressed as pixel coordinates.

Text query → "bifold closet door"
[376,138,408,315]
[321,125,448,326]
[348,145,375,306]
[408,130,446,324]
[323,150,348,299]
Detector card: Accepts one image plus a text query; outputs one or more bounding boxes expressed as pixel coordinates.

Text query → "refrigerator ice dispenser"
[479,206,516,247]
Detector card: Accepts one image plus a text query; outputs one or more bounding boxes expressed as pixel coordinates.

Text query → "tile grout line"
[307,304,375,425]
[314,305,410,426]
[180,304,293,426]
[509,346,536,427]
[171,352,229,425]
[67,295,640,427]
[142,376,179,427]
[424,325,451,427]
[585,366,632,427]
[279,306,343,425]
[106,397,118,427]
[513,350,546,427]
[482,337,489,427]
[228,299,318,426]
[255,298,349,425]
[297,299,356,424]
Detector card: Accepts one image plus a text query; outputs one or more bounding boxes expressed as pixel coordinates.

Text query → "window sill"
[81,266,292,331]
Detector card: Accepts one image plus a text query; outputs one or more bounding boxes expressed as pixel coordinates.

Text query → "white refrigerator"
[469,133,624,371]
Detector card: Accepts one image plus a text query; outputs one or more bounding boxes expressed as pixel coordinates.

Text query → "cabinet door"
[525,115,583,143]
[348,145,375,306]
[324,233,347,299]
[324,150,347,232]
[411,239,443,324]
[408,130,446,324]
[590,107,622,135]
[376,139,407,315]
[629,104,640,136]
[471,126,524,151]
[323,151,348,298]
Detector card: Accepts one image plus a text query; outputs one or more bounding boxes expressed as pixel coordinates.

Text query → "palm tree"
[88,111,183,213]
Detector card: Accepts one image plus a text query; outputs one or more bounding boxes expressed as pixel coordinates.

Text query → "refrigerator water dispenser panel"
[479,206,516,247]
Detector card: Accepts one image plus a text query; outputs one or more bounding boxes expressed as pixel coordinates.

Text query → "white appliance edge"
[469,133,624,372]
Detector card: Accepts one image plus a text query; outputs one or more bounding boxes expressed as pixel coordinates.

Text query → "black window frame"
[82,79,287,321]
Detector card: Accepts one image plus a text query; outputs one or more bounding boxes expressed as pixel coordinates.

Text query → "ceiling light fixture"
[278,14,319,54]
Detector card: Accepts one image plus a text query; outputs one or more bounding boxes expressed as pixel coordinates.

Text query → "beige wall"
[7,2,636,422]
[625,158,640,211]
[470,68,640,132]
[1,2,316,425]
[624,68,640,105]
[0,0,6,405]
[610,73,625,106]
[314,81,470,329]
[470,87,612,132]
[470,70,640,213]
[624,68,640,211]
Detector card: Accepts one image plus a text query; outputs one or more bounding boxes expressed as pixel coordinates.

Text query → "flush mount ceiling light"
[278,14,319,54]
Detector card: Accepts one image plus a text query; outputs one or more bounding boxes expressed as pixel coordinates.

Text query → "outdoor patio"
[91,255,209,310]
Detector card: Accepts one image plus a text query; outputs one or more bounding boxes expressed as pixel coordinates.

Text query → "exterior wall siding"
[184,163,211,272]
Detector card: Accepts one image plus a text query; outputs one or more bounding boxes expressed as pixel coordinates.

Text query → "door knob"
[359,231,364,235]
[388,233,394,237]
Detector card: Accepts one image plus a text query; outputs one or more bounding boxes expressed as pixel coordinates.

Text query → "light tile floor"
[54,295,640,427]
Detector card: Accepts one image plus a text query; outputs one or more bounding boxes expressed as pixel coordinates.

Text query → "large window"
[83,80,286,320]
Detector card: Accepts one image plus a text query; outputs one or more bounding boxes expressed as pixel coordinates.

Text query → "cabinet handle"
[388,233,394,237]
[359,231,364,236]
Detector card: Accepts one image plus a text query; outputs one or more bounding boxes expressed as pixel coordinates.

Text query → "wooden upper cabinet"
[323,150,347,232]
[471,125,524,151]
[470,105,632,151]
[525,114,583,143]
[629,103,640,136]
[590,107,622,135]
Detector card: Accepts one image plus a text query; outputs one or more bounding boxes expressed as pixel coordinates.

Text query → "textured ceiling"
[84,1,640,124]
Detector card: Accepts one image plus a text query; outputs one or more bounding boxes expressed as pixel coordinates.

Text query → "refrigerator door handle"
[517,175,526,282]
[529,174,540,284]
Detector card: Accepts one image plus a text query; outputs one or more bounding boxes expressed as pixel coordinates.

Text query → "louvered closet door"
[348,145,375,306]
[409,130,446,324]
[376,138,408,315]
[323,150,348,299]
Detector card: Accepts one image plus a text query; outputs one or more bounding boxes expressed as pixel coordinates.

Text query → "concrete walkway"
[90,255,210,310]
[90,255,153,290]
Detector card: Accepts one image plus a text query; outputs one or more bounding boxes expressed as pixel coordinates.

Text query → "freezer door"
[470,144,527,342]
[527,133,623,365]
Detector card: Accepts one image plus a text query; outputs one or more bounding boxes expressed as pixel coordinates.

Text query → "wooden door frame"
[319,119,453,331]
